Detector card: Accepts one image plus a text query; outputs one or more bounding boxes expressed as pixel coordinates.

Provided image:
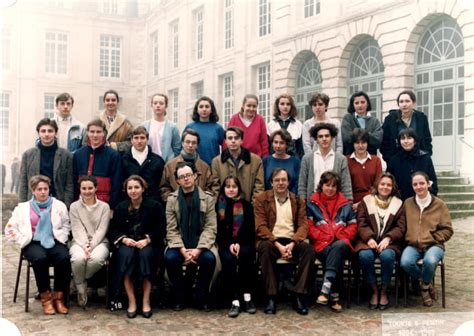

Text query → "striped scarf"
[217,195,244,239]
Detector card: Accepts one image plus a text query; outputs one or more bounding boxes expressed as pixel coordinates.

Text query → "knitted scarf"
[31,196,54,248]
[217,195,244,239]
[180,149,198,164]
[177,188,201,248]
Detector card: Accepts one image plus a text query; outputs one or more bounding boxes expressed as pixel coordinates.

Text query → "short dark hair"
[29,175,51,191]
[269,129,292,147]
[78,175,98,188]
[174,161,197,179]
[103,90,119,102]
[371,172,399,198]
[87,118,107,133]
[309,122,338,139]
[308,92,330,108]
[192,96,219,122]
[55,92,74,105]
[351,128,369,144]
[347,91,371,113]
[36,118,58,133]
[273,94,297,118]
[219,175,242,198]
[397,128,418,143]
[123,175,148,192]
[132,126,149,139]
[317,171,341,193]
[270,168,290,183]
[397,90,416,104]
[182,128,200,144]
[239,94,259,115]
[225,126,244,140]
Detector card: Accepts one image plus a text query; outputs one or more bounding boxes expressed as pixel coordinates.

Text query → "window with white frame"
[295,52,322,121]
[192,81,204,100]
[258,0,271,37]
[45,31,68,74]
[99,34,121,78]
[304,0,320,18]
[256,64,271,123]
[221,73,234,126]
[224,0,234,49]
[195,9,204,60]
[151,31,158,77]
[2,26,11,71]
[169,89,179,123]
[1,92,10,146]
[44,94,57,118]
[169,20,179,68]
[348,38,385,120]
[102,0,118,14]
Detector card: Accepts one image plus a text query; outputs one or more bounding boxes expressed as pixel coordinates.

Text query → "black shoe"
[242,300,256,314]
[198,303,212,312]
[228,304,240,318]
[142,310,153,318]
[368,302,379,310]
[293,295,308,315]
[379,301,390,311]
[126,310,137,318]
[173,303,183,311]
[264,298,276,314]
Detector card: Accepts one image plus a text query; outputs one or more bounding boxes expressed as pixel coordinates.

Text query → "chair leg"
[346,261,351,309]
[441,262,446,309]
[25,262,31,312]
[403,271,408,307]
[13,253,23,303]
[394,264,399,307]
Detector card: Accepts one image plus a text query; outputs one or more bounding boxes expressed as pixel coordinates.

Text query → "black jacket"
[381,109,433,163]
[122,146,165,204]
[216,198,255,248]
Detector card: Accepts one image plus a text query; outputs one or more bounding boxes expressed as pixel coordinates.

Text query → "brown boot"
[421,282,433,307]
[40,291,55,315]
[53,291,69,314]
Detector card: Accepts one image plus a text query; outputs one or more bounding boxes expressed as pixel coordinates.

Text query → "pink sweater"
[225,113,269,157]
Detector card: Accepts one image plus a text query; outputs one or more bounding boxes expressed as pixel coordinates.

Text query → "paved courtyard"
[1,217,473,335]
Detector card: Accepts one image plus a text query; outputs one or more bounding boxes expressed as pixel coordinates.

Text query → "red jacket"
[306,192,357,253]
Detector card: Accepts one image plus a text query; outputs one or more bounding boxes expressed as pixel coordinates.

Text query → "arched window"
[415,16,464,170]
[348,38,384,119]
[295,52,322,121]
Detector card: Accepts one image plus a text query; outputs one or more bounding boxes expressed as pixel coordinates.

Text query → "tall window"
[258,0,271,37]
[44,94,57,118]
[1,92,10,146]
[295,52,322,121]
[102,0,118,14]
[45,31,68,74]
[151,31,158,77]
[221,73,234,125]
[224,0,234,49]
[195,9,204,60]
[256,64,271,123]
[192,81,204,100]
[2,26,11,70]
[169,89,179,123]
[348,38,385,119]
[169,20,179,68]
[304,0,320,18]
[99,34,121,78]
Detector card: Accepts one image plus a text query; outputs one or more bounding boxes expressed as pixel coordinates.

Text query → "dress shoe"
[52,291,69,314]
[242,300,256,314]
[198,303,212,312]
[228,304,240,318]
[293,295,308,315]
[40,291,55,315]
[173,303,183,311]
[369,302,379,310]
[264,298,276,314]
[379,302,390,310]
[126,310,137,318]
[142,309,153,318]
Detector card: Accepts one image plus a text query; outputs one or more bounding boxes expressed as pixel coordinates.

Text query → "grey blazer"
[19,147,74,207]
[298,151,353,201]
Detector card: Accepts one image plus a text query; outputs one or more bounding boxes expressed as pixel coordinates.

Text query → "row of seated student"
[5,167,452,318]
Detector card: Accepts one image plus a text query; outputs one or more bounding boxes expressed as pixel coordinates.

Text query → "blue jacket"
[143,119,181,162]
[51,117,85,153]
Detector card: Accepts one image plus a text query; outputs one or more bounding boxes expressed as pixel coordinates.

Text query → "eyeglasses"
[177,173,194,180]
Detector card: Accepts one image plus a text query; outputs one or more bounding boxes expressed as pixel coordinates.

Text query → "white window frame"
[169,89,179,123]
[99,34,121,78]
[221,73,234,126]
[169,20,179,69]
[2,26,11,71]
[45,31,68,74]
[256,63,271,123]
[44,94,57,119]
[195,8,204,60]
[102,0,118,14]
[151,31,159,77]
[304,0,320,18]
[1,92,10,146]
[258,0,271,37]
[192,81,204,100]
[224,0,234,49]
[295,53,322,121]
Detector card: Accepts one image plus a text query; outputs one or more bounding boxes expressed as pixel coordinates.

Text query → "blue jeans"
[400,245,444,284]
[358,248,396,286]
